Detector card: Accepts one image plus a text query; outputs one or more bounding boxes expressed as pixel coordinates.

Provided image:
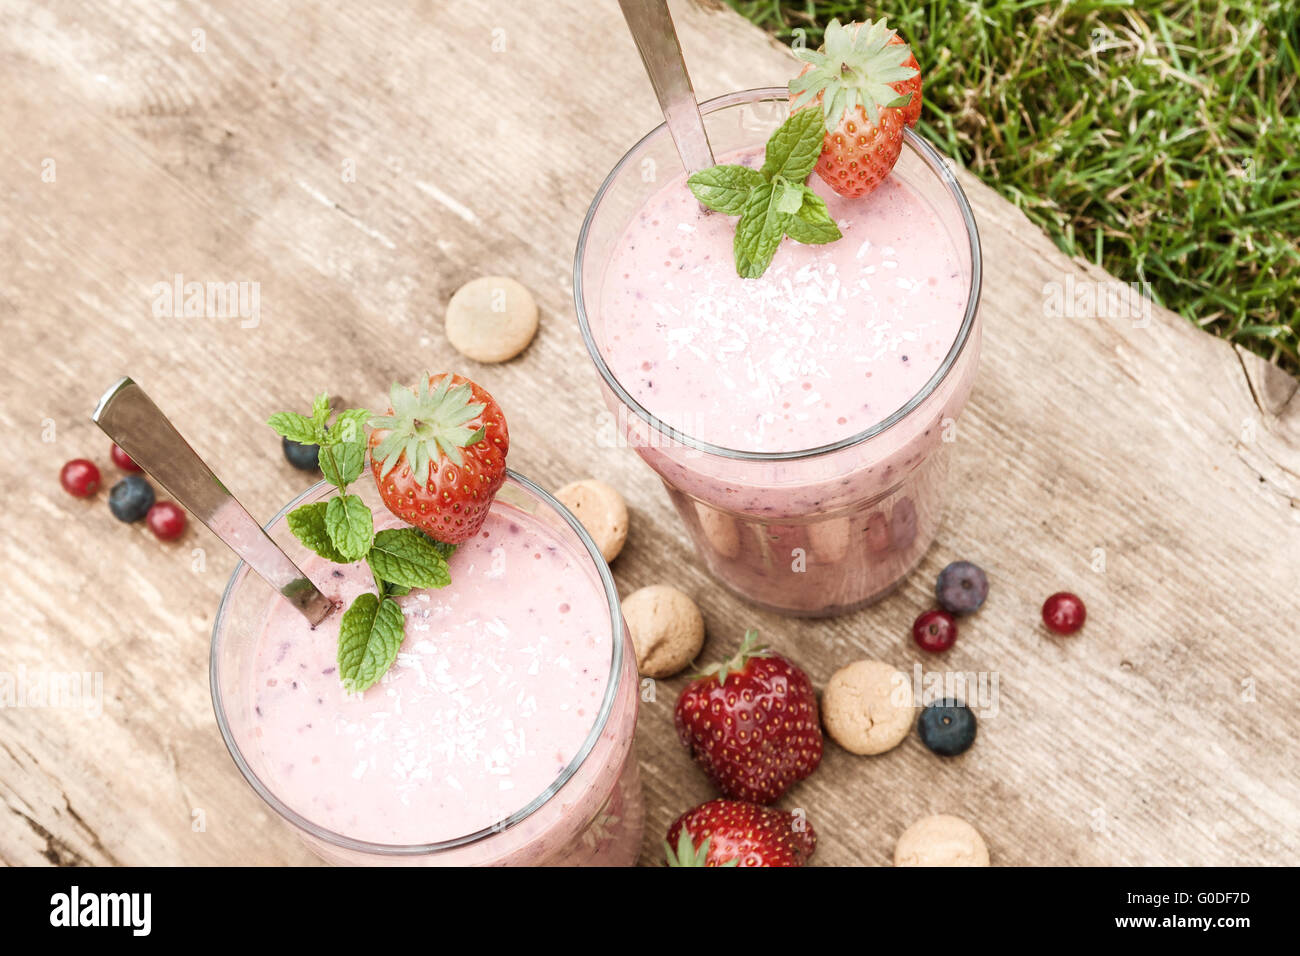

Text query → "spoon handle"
[92,377,335,626]
[619,0,715,174]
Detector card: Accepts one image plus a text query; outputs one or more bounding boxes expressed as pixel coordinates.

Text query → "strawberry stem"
[695,628,772,685]
[369,374,487,482]
[789,17,918,131]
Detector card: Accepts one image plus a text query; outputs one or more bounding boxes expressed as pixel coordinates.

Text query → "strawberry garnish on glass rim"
[368,372,509,545]
[789,17,921,198]
[268,386,482,695]
[683,19,921,278]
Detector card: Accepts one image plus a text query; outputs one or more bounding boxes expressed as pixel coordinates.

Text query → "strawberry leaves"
[663,828,739,868]
[688,108,841,279]
[270,391,455,696]
[370,376,487,479]
[789,18,919,131]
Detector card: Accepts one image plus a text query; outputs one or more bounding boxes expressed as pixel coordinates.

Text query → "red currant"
[1042,592,1086,635]
[111,443,143,472]
[146,501,187,541]
[912,608,957,653]
[60,459,101,498]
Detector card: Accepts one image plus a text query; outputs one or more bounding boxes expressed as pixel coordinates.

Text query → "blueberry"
[936,560,988,615]
[108,474,155,523]
[918,699,977,756]
[282,436,320,471]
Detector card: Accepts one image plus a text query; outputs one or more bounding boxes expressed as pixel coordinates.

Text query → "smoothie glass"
[575,88,982,616]
[211,471,643,865]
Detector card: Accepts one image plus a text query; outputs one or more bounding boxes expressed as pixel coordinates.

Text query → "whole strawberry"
[789,18,921,198]
[665,799,816,867]
[368,373,508,543]
[674,629,822,804]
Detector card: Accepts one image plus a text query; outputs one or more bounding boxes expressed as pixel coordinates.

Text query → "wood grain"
[1,0,1297,866]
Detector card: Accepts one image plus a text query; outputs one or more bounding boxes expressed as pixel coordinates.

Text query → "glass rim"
[573,86,983,462]
[208,469,627,856]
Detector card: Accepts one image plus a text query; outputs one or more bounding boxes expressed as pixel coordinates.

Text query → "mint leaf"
[687,164,764,215]
[325,493,374,561]
[337,593,405,694]
[367,528,452,591]
[311,392,331,427]
[419,533,457,562]
[688,106,844,278]
[286,502,346,562]
[331,408,370,445]
[774,179,805,214]
[318,441,365,489]
[267,412,322,445]
[734,183,786,279]
[783,187,842,245]
[760,108,826,183]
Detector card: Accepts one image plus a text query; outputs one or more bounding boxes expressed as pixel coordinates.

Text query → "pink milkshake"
[600,156,967,453]
[212,474,642,865]
[576,89,981,615]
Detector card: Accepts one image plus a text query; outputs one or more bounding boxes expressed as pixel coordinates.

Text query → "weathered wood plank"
[0,0,1296,867]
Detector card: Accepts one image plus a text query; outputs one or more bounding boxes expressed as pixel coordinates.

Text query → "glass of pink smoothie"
[211,471,643,865]
[575,88,982,617]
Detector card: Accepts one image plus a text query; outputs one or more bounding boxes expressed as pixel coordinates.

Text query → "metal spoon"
[92,377,335,626]
[618,0,715,174]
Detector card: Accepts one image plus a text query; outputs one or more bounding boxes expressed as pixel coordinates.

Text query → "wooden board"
[1,0,1297,867]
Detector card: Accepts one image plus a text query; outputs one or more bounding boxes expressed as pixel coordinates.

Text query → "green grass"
[729,0,1300,373]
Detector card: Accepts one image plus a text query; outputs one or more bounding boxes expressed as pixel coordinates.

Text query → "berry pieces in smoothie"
[917,698,977,756]
[912,608,957,653]
[60,459,101,498]
[1042,591,1086,635]
[108,474,155,522]
[665,799,816,867]
[936,560,988,614]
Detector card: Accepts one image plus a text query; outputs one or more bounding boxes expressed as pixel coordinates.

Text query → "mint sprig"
[687,108,842,278]
[268,393,456,695]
